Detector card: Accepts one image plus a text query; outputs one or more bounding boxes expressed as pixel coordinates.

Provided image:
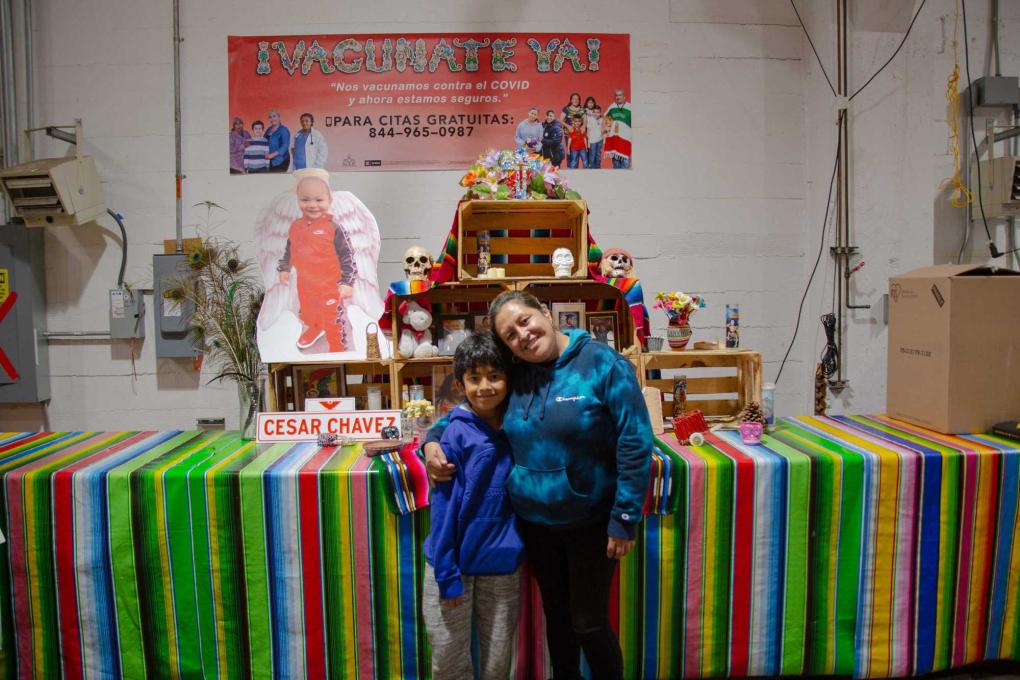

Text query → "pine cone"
[740,401,766,425]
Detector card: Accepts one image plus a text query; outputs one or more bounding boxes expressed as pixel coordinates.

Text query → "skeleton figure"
[551,247,575,278]
[403,246,434,281]
[599,247,635,278]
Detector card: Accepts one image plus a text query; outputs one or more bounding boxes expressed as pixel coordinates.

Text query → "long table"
[1,415,1018,679]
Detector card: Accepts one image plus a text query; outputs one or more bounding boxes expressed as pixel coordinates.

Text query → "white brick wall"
[2,0,1015,430]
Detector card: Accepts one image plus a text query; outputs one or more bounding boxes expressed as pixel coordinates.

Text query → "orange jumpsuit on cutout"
[277,214,358,352]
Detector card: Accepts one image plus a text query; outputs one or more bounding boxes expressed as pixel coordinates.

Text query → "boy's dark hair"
[453,330,510,382]
[546,109,556,116]
[252,119,265,128]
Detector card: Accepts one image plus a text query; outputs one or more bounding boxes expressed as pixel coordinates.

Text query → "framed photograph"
[473,314,492,332]
[551,302,586,331]
[291,365,342,410]
[437,314,472,356]
[432,364,464,417]
[586,311,619,350]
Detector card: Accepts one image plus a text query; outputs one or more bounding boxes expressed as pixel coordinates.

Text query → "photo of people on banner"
[228,33,631,172]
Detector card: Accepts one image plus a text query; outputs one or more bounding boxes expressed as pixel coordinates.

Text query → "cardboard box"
[887,264,1020,434]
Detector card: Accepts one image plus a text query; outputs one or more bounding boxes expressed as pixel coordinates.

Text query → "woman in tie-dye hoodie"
[424,290,652,680]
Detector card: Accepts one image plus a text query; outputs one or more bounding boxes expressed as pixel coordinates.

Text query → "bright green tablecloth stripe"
[240,442,292,680]
[759,433,812,675]
[108,431,206,680]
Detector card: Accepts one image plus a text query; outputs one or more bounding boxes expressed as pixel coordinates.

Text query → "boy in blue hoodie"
[423,331,523,680]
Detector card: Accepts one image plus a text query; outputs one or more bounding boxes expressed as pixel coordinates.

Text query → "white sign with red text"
[256,410,401,443]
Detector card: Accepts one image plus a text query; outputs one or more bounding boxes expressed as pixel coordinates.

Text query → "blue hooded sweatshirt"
[424,404,523,600]
[426,330,653,540]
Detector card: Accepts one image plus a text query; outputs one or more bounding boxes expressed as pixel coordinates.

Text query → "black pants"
[519,518,623,680]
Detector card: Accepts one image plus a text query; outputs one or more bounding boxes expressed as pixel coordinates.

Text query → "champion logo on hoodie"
[555,395,586,403]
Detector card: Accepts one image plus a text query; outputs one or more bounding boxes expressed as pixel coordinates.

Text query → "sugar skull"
[403,246,433,281]
[551,247,575,278]
[599,248,635,278]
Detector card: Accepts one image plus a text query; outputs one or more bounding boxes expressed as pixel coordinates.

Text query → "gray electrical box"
[0,224,49,403]
[153,253,199,359]
[974,76,1020,107]
[109,287,145,339]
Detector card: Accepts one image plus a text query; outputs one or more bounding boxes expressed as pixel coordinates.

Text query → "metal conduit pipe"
[172,0,183,252]
[0,0,18,222]
[25,0,33,148]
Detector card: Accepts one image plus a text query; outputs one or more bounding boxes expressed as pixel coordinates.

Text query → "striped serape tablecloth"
[1,414,1019,679]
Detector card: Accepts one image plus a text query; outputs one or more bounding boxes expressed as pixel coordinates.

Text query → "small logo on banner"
[889,282,901,302]
[931,284,945,308]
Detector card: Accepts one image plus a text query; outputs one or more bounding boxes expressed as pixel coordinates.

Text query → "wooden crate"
[521,279,639,355]
[388,281,511,359]
[391,356,457,412]
[636,350,763,419]
[267,360,392,411]
[457,199,588,280]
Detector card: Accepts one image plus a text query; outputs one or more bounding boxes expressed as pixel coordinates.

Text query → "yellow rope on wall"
[942,4,973,208]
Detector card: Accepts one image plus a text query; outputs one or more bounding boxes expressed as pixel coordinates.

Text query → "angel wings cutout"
[254,189,387,363]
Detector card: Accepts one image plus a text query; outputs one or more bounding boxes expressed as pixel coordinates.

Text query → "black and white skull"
[403,246,433,281]
[600,248,635,277]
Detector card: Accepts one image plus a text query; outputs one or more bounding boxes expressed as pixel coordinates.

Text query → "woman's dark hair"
[568,92,581,106]
[453,330,510,382]
[584,96,597,109]
[300,112,314,124]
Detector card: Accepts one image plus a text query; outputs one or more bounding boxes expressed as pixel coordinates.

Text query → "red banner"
[227,33,632,173]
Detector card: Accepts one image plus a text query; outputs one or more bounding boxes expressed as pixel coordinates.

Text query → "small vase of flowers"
[654,291,705,350]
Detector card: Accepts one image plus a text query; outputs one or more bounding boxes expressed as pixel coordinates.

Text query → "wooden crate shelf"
[457,199,588,280]
[635,350,762,419]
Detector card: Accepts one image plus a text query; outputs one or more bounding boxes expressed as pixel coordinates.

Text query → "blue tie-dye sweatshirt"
[425,329,652,539]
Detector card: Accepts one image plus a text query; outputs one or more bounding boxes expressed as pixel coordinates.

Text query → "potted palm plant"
[164,235,265,439]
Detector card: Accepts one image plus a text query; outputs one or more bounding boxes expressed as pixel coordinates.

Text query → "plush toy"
[398,299,438,358]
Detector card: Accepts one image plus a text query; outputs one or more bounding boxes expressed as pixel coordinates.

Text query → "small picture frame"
[551,302,585,331]
[437,315,472,356]
[432,364,463,417]
[473,314,492,332]
[586,311,619,350]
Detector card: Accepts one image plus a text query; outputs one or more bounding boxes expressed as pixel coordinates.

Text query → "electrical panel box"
[153,254,198,359]
[109,288,145,339]
[0,224,50,403]
[973,156,1020,218]
[974,76,1020,108]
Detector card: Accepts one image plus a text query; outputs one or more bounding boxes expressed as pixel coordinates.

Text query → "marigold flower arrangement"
[460,147,582,201]
[653,291,706,323]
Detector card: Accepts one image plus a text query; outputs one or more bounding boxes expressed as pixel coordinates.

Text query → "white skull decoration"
[403,246,434,281]
[551,247,575,278]
[600,248,635,278]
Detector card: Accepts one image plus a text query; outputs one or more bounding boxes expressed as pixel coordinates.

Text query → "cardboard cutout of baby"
[255,168,387,362]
